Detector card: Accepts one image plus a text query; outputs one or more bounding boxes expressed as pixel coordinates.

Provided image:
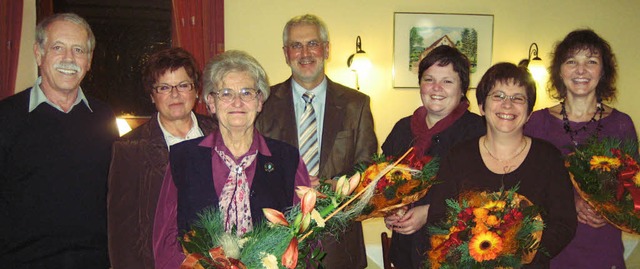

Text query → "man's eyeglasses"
[212,88,261,103]
[153,82,194,94]
[286,40,324,51]
[487,91,528,105]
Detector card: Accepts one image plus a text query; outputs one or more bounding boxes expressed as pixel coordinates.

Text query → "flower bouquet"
[426,187,544,269]
[179,173,363,269]
[565,136,640,234]
[354,150,439,221]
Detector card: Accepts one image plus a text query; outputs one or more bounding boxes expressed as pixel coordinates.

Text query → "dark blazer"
[170,136,298,234]
[107,113,216,269]
[256,77,377,269]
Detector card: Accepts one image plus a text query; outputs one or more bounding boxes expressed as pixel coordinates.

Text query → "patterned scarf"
[215,147,258,236]
[410,100,469,157]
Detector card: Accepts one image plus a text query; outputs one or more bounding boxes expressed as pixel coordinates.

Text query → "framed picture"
[393,12,494,88]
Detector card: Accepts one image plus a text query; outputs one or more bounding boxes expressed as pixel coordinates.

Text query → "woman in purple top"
[524,29,637,269]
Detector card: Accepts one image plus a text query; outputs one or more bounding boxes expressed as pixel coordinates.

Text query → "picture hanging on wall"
[393,12,494,88]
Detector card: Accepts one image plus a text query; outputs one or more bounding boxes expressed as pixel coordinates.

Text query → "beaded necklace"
[561,101,604,146]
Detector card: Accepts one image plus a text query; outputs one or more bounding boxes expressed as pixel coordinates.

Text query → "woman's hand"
[384,205,430,235]
[575,195,607,228]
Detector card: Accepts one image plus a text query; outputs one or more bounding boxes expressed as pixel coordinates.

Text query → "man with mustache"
[0,13,118,268]
[256,14,377,269]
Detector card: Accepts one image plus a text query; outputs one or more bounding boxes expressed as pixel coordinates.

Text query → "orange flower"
[300,190,316,215]
[471,222,488,235]
[281,237,299,269]
[262,208,289,226]
[473,208,489,221]
[468,231,503,262]
[396,180,421,197]
[485,215,500,227]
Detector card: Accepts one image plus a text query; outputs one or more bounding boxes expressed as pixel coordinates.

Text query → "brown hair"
[548,29,617,102]
[142,47,200,95]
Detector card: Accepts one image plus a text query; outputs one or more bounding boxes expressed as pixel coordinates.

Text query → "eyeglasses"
[487,91,528,105]
[286,40,324,51]
[153,82,194,94]
[213,88,261,103]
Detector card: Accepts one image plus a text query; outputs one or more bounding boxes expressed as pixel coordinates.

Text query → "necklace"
[561,101,604,146]
[483,137,528,164]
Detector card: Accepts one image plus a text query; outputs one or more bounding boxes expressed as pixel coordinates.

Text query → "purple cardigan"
[152,130,310,269]
[524,108,637,269]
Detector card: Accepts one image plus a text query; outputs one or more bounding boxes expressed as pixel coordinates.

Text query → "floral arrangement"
[354,151,439,220]
[565,136,640,234]
[179,173,363,269]
[426,187,544,269]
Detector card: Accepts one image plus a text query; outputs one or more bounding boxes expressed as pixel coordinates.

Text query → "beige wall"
[224,0,640,146]
[15,0,37,94]
[17,0,640,144]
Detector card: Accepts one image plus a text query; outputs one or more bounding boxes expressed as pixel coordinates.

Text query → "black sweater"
[0,89,118,268]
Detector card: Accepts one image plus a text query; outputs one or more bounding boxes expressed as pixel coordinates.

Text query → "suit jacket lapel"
[268,78,299,147]
[320,79,346,177]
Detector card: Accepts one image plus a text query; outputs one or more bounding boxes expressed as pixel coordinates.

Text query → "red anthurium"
[301,190,317,214]
[281,237,299,269]
[262,208,289,226]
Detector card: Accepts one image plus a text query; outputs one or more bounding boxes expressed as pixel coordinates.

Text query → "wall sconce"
[518,43,547,82]
[347,36,372,90]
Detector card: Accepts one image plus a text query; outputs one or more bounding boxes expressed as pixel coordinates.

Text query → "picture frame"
[393,12,494,88]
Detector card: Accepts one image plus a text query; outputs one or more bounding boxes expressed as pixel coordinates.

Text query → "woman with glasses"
[382,45,485,269]
[426,63,577,268]
[524,29,637,269]
[107,47,216,269]
[152,50,311,269]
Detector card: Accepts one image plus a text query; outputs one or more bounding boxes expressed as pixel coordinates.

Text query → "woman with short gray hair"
[153,50,311,269]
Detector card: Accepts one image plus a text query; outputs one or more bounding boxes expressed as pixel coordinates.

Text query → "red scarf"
[410,100,470,157]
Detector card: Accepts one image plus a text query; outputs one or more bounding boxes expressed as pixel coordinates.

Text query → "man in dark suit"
[256,14,377,269]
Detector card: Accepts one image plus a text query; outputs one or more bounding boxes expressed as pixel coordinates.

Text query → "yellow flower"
[483,200,506,211]
[387,164,412,181]
[633,172,640,187]
[261,253,278,269]
[589,156,621,172]
[468,231,504,262]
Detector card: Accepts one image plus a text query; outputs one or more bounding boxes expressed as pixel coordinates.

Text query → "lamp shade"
[348,52,372,72]
[527,58,546,82]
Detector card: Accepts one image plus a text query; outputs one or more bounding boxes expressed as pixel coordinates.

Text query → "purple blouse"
[152,129,311,269]
[524,108,638,269]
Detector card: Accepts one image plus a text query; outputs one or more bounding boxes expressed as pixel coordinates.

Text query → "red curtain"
[1,0,24,100]
[171,0,224,114]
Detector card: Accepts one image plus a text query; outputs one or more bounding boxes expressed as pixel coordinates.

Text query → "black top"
[382,110,485,269]
[427,137,577,268]
[0,89,118,268]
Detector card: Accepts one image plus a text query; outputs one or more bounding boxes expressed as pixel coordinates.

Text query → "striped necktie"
[299,92,320,176]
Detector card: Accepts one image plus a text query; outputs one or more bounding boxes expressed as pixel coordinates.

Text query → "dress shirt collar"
[29,76,92,113]
[158,111,204,149]
[291,76,327,104]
